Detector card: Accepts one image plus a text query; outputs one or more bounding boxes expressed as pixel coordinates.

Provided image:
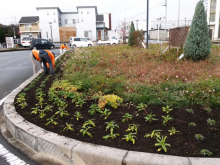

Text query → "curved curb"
[2,58,220,165]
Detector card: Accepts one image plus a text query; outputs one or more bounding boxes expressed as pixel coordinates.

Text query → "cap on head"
[64,43,66,46]
[39,50,45,54]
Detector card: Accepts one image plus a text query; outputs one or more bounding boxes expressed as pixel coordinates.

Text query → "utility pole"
[146,0,149,49]
[162,0,167,39]
[178,0,180,27]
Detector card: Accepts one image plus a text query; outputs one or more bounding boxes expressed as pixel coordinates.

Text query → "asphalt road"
[0,49,60,165]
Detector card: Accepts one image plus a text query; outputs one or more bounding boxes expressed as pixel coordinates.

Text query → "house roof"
[36,7,62,14]
[18,16,39,24]
[76,6,98,15]
[96,15,104,22]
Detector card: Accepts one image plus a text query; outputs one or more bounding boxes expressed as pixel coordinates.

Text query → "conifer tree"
[183,0,210,61]
[128,21,135,46]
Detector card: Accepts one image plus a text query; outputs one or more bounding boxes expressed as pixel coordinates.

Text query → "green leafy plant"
[46,115,58,125]
[39,110,46,119]
[195,134,205,140]
[200,149,213,156]
[44,105,53,112]
[76,98,86,107]
[74,111,83,121]
[88,103,101,115]
[23,87,30,92]
[83,119,96,127]
[144,130,162,139]
[16,93,26,104]
[122,113,133,123]
[162,105,173,114]
[31,106,40,114]
[188,122,196,127]
[162,115,173,126]
[100,108,111,120]
[63,123,74,131]
[126,124,138,133]
[136,103,147,112]
[155,136,171,152]
[168,127,179,135]
[186,109,194,114]
[36,88,42,92]
[19,101,28,109]
[103,121,120,139]
[122,133,137,144]
[144,112,158,123]
[80,126,92,137]
[204,107,212,114]
[207,118,216,125]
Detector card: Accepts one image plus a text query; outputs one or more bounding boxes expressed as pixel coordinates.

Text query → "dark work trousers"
[39,51,54,74]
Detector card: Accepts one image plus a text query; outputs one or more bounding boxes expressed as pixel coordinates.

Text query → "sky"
[0,0,204,29]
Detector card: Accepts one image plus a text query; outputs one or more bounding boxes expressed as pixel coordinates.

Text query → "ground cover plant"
[15,44,220,157]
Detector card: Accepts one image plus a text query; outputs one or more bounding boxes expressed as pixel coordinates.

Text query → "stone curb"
[2,53,219,165]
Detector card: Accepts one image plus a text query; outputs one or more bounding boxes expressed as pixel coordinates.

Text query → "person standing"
[60,43,69,54]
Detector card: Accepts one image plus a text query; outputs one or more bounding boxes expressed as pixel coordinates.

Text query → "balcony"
[19,26,40,32]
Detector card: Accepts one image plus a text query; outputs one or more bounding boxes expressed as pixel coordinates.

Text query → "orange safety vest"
[60,44,69,50]
[32,50,41,61]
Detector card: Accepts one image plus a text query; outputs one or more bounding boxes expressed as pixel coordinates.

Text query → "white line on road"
[0,144,29,165]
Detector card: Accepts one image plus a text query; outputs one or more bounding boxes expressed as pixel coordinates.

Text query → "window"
[81,11,83,14]
[25,24,31,30]
[53,12,55,15]
[111,36,117,40]
[47,12,49,15]
[80,38,86,42]
[74,38,80,41]
[87,10,89,14]
[65,19,75,25]
[41,39,48,44]
[81,17,83,22]
[54,19,56,23]
[84,31,92,37]
[210,0,216,22]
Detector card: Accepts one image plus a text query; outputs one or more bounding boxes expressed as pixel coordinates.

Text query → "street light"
[48,22,53,42]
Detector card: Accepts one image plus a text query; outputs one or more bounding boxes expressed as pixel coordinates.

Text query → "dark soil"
[15,53,220,157]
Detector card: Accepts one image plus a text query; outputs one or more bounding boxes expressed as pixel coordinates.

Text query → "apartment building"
[207,0,220,40]
[18,16,41,40]
[36,6,111,42]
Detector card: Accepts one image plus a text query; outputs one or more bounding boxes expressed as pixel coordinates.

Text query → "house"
[36,6,111,42]
[18,16,41,40]
[207,0,219,40]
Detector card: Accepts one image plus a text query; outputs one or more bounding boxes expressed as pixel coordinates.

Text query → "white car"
[21,37,31,48]
[70,37,93,48]
[98,36,119,45]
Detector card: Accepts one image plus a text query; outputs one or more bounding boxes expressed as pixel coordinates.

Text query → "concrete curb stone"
[2,51,220,165]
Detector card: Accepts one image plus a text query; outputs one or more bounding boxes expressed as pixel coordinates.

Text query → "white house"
[207,0,219,40]
[36,6,112,42]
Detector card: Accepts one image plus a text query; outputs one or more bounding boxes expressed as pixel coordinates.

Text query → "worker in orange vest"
[60,43,69,54]
[30,49,55,75]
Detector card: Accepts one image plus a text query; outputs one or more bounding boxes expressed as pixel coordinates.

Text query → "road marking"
[0,144,29,165]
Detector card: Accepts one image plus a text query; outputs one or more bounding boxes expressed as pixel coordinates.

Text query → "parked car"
[30,39,55,50]
[70,37,93,48]
[85,37,92,41]
[21,37,31,48]
[98,35,118,45]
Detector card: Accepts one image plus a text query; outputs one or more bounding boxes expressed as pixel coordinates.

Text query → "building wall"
[103,14,109,29]
[38,9,60,42]
[61,13,78,27]
[149,30,167,40]
[76,8,97,41]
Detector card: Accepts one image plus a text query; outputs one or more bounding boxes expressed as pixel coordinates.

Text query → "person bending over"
[60,43,69,54]
[39,49,55,75]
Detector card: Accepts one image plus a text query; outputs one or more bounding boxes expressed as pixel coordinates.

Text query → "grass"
[62,44,220,108]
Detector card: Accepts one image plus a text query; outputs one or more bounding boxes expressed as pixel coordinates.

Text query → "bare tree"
[117,19,130,44]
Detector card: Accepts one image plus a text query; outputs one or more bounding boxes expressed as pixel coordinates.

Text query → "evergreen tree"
[183,0,210,61]
[128,21,135,46]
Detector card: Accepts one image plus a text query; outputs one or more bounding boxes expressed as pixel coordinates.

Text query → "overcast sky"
[0,0,204,29]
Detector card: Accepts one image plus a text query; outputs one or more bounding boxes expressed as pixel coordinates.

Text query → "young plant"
[39,110,46,119]
[88,103,101,115]
[16,93,26,104]
[44,105,53,112]
[168,127,179,135]
[126,124,138,133]
[103,121,120,139]
[195,134,205,141]
[207,118,216,125]
[63,123,74,131]
[204,107,212,114]
[144,112,158,123]
[188,122,196,127]
[162,105,173,114]
[136,103,147,112]
[122,113,133,123]
[162,115,173,126]
[75,98,85,108]
[83,119,96,127]
[80,126,92,137]
[144,130,162,139]
[46,115,58,125]
[186,109,194,114]
[19,101,28,109]
[55,107,69,117]
[23,87,30,92]
[122,133,137,144]
[200,149,213,156]
[31,106,40,114]
[74,111,83,121]
[155,136,171,152]
[100,108,111,120]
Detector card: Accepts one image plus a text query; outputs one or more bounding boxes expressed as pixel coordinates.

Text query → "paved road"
[0,49,60,165]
